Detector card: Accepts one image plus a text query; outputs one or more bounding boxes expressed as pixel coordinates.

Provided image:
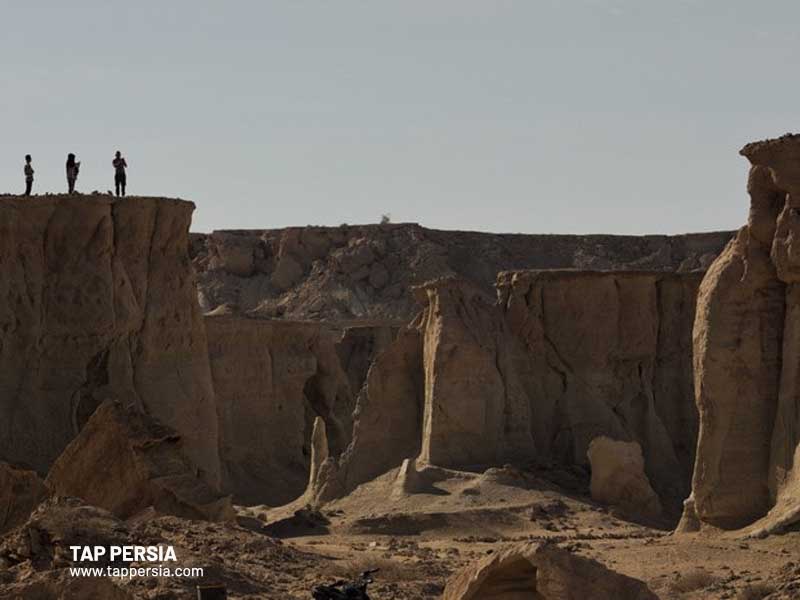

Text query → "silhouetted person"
[113,151,127,197]
[24,155,34,196]
[66,153,80,193]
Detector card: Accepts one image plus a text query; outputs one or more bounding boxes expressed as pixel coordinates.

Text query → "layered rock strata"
[684,134,800,535]
[190,225,732,321]
[309,271,700,514]
[0,195,220,485]
[205,315,353,505]
[46,401,233,522]
[443,542,658,600]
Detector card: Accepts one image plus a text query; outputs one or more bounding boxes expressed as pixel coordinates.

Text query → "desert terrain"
[2,135,800,599]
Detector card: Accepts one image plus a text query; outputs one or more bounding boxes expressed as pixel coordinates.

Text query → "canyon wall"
[190,225,732,322]
[206,315,354,505]
[311,270,701,514]
[684,134,800,535]
[0,195,220,485]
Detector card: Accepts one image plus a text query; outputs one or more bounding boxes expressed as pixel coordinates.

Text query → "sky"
[1,1,798,235]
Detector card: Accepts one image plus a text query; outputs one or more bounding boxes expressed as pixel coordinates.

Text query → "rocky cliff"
[205,315,355,505]
[310,270,700,515]
[682,134,800,536]
[190,225,732,322]
[0,195,220,485]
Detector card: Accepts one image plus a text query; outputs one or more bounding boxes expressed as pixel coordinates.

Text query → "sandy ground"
[251,464,800,599]
[3,464,797,599]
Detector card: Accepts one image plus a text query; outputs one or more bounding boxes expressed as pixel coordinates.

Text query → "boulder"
[0,496,131,574]
[443,542,657,600]
[0,461,48,535]
[45,401,233,522]
[587,437,662,520]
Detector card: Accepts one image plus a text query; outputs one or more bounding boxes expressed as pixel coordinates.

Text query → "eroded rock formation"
[443,542,658,600]
[0,497,134,597]
[0,195,220,485]
[684,134,800,535]
[587,437,662,520]
[335,324,400,396]
[0,462,48,535]
[191,224,732,321]
[205,315,353,505]
[45,401,233,522]
[0,494,323,599]
[310,271,700,515]
[306,324,424,505]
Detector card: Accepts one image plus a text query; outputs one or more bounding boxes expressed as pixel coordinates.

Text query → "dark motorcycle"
[312,569,379,600]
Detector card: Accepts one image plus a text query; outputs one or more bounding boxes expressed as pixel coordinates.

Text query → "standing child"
[66,153,80,193]
[112,151,127,197]
[24,155,34,196]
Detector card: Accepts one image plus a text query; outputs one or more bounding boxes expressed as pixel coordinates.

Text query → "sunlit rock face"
[0,195,221,486]
[684,134,800,536]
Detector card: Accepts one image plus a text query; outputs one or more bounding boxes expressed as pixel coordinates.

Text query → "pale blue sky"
[2,1,797,234]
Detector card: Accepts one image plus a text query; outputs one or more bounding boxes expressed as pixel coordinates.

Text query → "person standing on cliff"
[66,153,80,193]
[112,151,127,197]
[24,155,34,196]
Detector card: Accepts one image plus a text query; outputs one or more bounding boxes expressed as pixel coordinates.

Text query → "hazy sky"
[2,1,798,234]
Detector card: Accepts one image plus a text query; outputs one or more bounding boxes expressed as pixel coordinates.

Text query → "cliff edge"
[0,195,220,485]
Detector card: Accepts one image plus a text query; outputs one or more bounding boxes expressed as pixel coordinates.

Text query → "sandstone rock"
[0,462,48,535]
[677,134,800,537]
[745,445,800,538]
[313,272,698,514]
[0,195,220,485]
[498,270,699,513]
[349,265,371,282]
[0,497,131,573]
[271,252,304,291]
[675,494,701,533]
[191,223,733,322]
[308,326,424,505]
[0,496,320,599]
[306,417,329,501]
[684,137,800,533]
[45,401,233,522]
[335,324,399,396]
[391,458,422,499]
[415,272,699,515]
[443,542,657,600]
[418,278,513,468]
[689,227,784,528]
[335,238,376,274]
[587,437,662,520]
[207,231,258,277]
[368,262,390,289]
[206,315,352,505]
